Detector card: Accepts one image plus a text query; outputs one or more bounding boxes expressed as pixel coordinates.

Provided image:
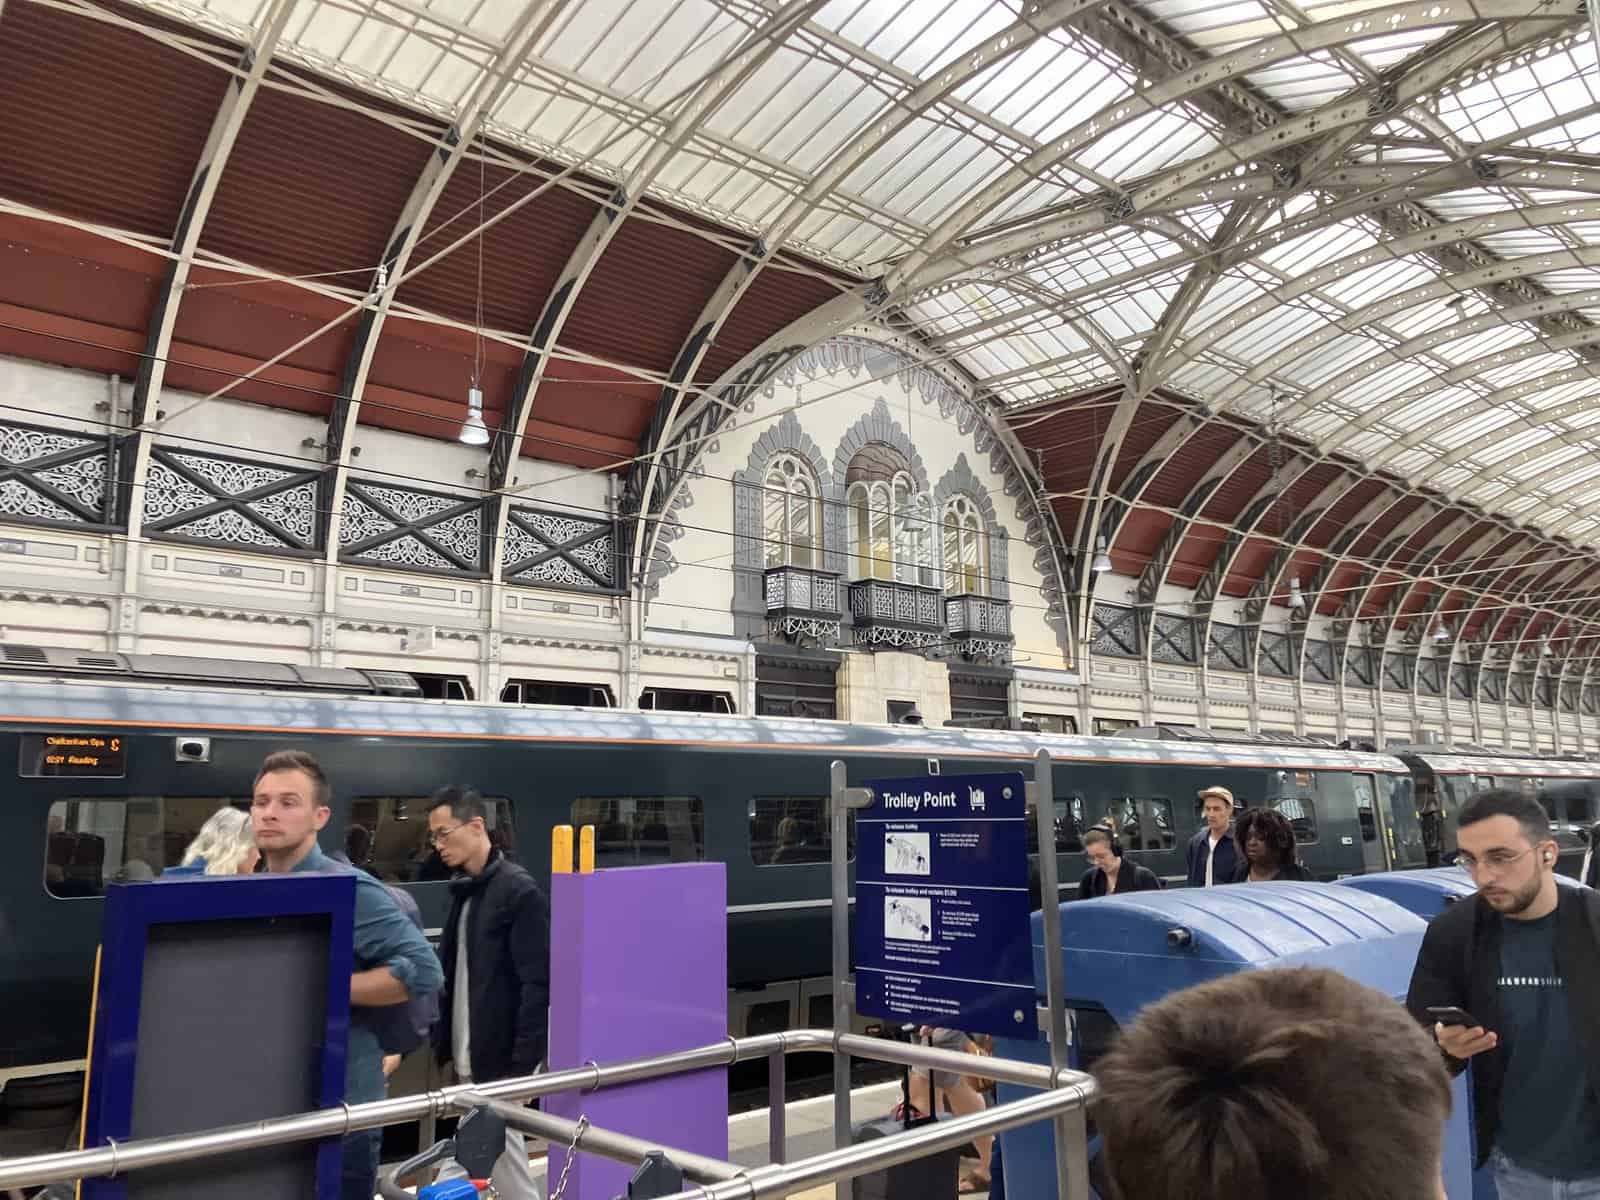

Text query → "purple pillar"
[545,863,728,1200]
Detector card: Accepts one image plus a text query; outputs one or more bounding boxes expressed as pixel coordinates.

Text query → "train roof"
[1400,749,1600,778]
[0,675,1411,772]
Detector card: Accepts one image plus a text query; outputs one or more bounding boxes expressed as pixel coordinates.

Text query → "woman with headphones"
[1078,821,1163,898]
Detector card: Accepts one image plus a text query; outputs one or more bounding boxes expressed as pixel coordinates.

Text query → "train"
[1,645,1596,1151]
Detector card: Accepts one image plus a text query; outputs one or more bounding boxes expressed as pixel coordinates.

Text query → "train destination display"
[855,771,1037,1037]
[19,730,128,777]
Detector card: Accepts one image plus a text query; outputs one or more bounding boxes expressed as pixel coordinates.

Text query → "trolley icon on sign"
[968,786,986,813]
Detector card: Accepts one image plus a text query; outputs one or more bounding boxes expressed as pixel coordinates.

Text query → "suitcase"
[850,1030,960,1200]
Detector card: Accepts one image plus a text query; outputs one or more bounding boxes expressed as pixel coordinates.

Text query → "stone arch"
[732,409,841,574]
[832,396,931,500]
[934,454,1009,601]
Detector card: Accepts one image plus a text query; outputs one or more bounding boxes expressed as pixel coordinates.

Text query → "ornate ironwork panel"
[1304,639,1335,684]
[1584,687,1599,716]
[1383,653,1415,693]
[1092,604,1141,658]
[1482,668,1507,702]
[341,480,485,575]
[502,504,618,592]
[1450,663,1475,700]
[1259,631,1293,678]
[1150,614,1197,666]
[1535,673,1555,710]
[765,565,842,644]
[0,418,114,528]
[945,593,1014,662]
[1207,623,1247,672]
[142,447,320,552]
[1560,681,1579,713]
[847,579,942,651]
[1417,657,1443,697]
[1345,647,1376,689]
[1508,671,1531,706]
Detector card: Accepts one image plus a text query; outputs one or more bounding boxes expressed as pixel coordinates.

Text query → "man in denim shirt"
[252,749,444,1200]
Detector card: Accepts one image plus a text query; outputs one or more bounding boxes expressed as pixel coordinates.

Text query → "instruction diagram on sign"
[884,831,930,875]
[885,896,933,942]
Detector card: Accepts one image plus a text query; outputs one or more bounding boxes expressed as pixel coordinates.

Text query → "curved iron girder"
[1365,511,1477,696]
[117,0,295,590]
[1072,387,1144,648]
[1281,289,1600,454]
[320,0,577,564]
[890,0,1560,292]
[620,0,1106,621]
[1455,417,1600,514]
[1176,207,1600,410]
[1076,406,1214,566]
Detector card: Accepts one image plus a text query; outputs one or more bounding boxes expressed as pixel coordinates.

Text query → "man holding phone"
[1406,789,1600,1198]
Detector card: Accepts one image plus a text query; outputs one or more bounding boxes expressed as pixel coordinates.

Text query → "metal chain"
[547,1114,589,1200]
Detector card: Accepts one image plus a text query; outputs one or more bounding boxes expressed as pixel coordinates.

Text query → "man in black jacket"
[1184,785,1238,887]
[429,786,551,1200]
[1405,788,1600,1197]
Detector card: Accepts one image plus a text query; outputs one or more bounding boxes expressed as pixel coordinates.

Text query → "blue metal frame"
[82,874,355,1199]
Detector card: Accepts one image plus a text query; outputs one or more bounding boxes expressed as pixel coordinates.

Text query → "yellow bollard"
[579,824,595,874]
[551,824,574,874]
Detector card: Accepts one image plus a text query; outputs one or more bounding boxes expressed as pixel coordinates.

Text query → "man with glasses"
[429,785,550,1200]
[1406,789,1600,1198]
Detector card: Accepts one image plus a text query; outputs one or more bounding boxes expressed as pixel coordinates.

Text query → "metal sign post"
[830,760,873,1200]
[1030,749,1089,1200]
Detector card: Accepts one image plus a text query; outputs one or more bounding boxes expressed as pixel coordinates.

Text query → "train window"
[44,797,248,897]
[1026,795,1086,854]
[574,796,705,867]
[347,795,517,883]
[1107,797,1175,851]
[1352,775,1377,843]
[1568,788,1595,825]
[750,796,854,865]
[1271,794,1319,843]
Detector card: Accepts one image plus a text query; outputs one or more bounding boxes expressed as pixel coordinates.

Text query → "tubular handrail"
[0,1029,1092,1193]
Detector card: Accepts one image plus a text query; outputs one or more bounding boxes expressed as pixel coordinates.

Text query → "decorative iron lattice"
[142,447,319,552]
[945,593,1013,663]
[1450,663,1475,701]
[1508,672,1531,706]
[1482,668,1507,702]
[341,480,484,574]
[1345,647,1376,689]
[1207,623,1247,672]
[1149,614,1197,666]
[1304,640,1336,683]
[848,579,942,650]
[1092,604,1141,659]
[1417,658,1443,697]
[502,505,618,592]
[0,419,112,528]
[1584,687,1598,716]
[1258,631,1293,678]
[1535,674,1555,710]
[1560,681,1579,713]
[765,565,842,645]
[1383,653,1415,693]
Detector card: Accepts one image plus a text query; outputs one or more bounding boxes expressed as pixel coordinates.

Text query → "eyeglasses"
[428,824,466,847]
[1455,847,1535,876]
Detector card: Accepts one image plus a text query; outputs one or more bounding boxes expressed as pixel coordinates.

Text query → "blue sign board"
[855,771,1037,1038]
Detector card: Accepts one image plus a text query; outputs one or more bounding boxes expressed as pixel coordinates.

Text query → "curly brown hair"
[1235,807,1297,870]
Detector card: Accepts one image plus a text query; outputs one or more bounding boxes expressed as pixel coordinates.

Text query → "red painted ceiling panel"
[202,73,439,283]
[701,260,847,385]
[0,2,229,241]
[1140,424,1234,511]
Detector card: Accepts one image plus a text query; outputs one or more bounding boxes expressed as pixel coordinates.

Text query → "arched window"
[846,446,934,585]
[943,495,986,594]
[762,454,821,568]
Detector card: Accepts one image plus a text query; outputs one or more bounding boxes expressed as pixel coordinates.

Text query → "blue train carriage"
[1396,746,1599,875]
[0,659,1419,1153]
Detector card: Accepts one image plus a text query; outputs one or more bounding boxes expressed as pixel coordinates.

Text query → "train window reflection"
[1271,794,1318,843]
[347,795,516,883]
[1026,796,1085,854]
[574,796,705,867]
[1107,797,1175,851]
[750,796,854,865]
[1352,775,1377,843]
[44,797,248,898]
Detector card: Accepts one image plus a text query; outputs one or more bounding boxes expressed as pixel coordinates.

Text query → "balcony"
[847,578,942,650]
[945,593,1013,661]
[764,565,841,643]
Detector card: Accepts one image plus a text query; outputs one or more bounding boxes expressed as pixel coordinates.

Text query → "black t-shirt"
[1495,910,1600,1177]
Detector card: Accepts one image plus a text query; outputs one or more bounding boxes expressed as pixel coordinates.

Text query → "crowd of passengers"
[69,756,1600,1200]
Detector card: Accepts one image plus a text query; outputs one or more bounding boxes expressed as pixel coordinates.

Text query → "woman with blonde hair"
[170,806,259,876]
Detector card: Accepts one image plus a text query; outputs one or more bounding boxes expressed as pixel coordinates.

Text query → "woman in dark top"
[1078,824,1162,898]
[1231,807,1314,882]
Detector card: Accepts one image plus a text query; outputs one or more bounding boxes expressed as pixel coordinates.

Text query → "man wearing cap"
[1186,786,1239,887]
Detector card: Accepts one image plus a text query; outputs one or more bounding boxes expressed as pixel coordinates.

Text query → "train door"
[1349,772,1389,873]
[1379,771,1429,870]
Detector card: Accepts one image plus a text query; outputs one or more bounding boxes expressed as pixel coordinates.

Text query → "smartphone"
[1426,1006,1480,1028]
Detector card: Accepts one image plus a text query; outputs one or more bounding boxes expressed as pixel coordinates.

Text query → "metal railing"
[0,1029,1096,1198]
